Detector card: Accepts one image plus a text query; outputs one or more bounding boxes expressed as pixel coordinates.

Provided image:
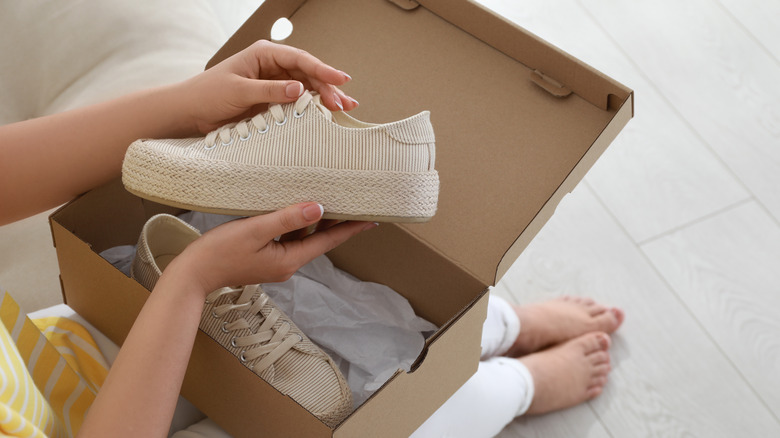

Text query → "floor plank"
[494,185,780,437]
[474,0,749,244]
[717,0,780,63]
[642,201,780,420]
[581,0,780,226]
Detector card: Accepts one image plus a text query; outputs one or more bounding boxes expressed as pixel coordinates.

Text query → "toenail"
[598,334,611,349]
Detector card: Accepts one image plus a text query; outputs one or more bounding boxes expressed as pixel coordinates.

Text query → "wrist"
[155,255,212,302]
[155,81,201,138]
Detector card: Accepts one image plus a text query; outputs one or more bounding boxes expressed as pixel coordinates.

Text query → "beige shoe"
[122,91,439,222]
[131,214,353,427]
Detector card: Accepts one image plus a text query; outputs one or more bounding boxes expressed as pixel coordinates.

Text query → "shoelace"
[204,91,327,149]
[205,283,302,373]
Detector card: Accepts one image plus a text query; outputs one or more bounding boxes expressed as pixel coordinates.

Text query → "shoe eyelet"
[231,337,238,348]
[239,351,247,362]
[293,109,306,118]
[239,132,251,141]
[204,142,217,150]
[211,311,220,319]
[275,117,287,126]
[257,125,269,134]
[221,321,230,333]
[220,137,234,147]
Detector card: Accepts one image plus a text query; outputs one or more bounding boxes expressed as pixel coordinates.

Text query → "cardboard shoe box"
[50,0,633,436]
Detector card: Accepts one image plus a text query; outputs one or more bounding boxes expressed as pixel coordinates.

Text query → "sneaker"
[131,214,353,427]
[122,91,439,222]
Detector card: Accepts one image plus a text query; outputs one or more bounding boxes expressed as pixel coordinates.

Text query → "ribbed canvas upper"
[131,92,436,172]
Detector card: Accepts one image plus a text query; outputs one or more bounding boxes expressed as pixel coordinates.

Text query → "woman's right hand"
[164,203,377,296]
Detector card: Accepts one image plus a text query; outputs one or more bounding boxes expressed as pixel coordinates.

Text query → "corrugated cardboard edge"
[496,92,634,282]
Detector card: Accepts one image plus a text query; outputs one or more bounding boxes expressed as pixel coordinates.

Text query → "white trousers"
[408,294,534,438]
[171,294,535,438]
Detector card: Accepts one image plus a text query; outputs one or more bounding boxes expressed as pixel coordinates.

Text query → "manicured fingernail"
[303,203,324,221]
[334,94,344,111]
[363,222,379,231]
[348,97,359,107]
[286,82,304,98]
[340,71,352,81]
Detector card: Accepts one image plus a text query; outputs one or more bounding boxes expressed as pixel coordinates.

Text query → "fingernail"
[340,70,352,81]
[348,97,359,107]
[334,94,344,111]
[363,222,379,231]
[303,203,324,221]
[286,82,304,98]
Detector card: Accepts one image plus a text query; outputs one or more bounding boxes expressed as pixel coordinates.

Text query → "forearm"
[78,262,207,438]
[0,83,196,225]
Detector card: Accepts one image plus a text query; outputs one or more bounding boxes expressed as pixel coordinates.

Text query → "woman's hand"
[166,203,377,295]
[180,40,359,134]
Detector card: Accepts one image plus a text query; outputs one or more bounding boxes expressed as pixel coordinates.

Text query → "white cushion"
[0,0,228,124]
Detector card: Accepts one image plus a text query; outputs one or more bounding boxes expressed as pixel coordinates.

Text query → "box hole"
[270,17,293,41]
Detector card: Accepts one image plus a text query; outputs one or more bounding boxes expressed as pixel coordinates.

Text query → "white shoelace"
[204,91,328,149]
[206,284,302,373]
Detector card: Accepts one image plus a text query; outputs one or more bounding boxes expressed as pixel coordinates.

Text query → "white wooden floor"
[482,0,780,436]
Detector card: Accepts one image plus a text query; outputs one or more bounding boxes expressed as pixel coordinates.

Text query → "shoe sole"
[122,143,439,223]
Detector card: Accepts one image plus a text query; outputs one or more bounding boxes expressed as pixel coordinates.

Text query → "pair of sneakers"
[124,92,438,425]
[131,214,353,427]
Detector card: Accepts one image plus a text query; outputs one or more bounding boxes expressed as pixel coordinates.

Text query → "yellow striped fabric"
[0,291,107,437]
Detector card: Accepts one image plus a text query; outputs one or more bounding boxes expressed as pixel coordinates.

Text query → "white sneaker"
[122,92,439,222]
[131,214,353,426]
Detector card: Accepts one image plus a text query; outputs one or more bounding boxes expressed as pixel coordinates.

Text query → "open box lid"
[208,0,633,288]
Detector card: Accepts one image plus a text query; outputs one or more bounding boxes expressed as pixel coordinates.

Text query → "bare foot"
[520,332,611,415]
[507,296,624,357]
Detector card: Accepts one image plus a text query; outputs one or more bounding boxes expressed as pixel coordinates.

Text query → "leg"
[410,357,534,438]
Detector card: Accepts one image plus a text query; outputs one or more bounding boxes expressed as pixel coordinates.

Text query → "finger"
[280,224,315,242]
[306,79,344,111]
[336,89,359,111]
[263,42,351,86]
[315,219,341,232]
[250,202,324,242]
[281,221,377,267]
[239,78,305,106]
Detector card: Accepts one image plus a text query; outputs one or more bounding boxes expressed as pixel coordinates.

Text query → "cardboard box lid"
[209,0,633,288]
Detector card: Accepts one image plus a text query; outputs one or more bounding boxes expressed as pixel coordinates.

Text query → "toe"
[611,307,626,326]
[592,362,611,377]
[593,309,622,334]
[588,351,611,367]
[588,303,609,317]
[577,332,611,354]
[585,385,604,400]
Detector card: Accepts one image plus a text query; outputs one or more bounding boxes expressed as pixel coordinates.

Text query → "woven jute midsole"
[122,147,439,218]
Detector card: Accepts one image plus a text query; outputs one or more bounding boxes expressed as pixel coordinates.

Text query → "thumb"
[253,202,324,240]
[246,79,304,104]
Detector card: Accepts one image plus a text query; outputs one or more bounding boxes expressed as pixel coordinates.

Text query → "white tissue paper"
[101,212,438,407]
